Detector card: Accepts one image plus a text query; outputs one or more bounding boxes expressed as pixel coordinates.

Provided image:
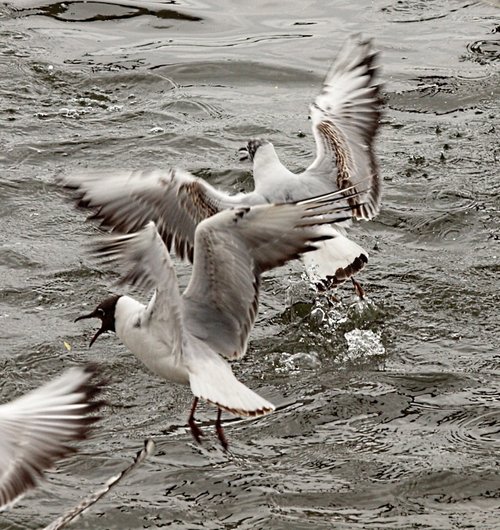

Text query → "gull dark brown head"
[238,138,270,161]
[75,294,122,347]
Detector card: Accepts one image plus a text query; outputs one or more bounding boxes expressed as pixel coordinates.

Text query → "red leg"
[215,408,229,451]
[351,277,365,300]
[188,397,204,444]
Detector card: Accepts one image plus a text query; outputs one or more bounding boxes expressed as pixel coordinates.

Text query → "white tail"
[187,351,274,417]
[302,226,369,288]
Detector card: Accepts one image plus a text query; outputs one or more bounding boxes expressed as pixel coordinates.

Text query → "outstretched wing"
[90,221,184,354]
[182,188,359,360]
[306,35,382,220]
[59,167,248,263]
[0,366,102,510]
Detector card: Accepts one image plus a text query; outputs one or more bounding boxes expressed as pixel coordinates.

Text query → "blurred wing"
[182,188,358,359]
[90,221,184,351]
[0,366,102,511]
[59,167,246,263]
[306,35,382,220]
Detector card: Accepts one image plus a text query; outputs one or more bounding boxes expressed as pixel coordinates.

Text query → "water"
[1,0,499,528]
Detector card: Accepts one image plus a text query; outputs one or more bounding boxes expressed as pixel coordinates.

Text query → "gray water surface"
[1,0,499,528]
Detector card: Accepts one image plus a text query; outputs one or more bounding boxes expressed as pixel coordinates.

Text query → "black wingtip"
[315,253,369,290]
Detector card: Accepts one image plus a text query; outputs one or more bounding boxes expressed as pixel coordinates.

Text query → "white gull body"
[76,188,360,447]
[60,35,382,291]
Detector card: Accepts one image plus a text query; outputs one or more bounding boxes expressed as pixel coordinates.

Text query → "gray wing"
[0,366,102,510]
[182,188,358,360]
[90,221,184,354]
[59,167,248,263]
[306,35,382,220]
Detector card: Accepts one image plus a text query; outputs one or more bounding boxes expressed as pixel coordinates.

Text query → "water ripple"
[1,0,500,527]
[465,38,500,64]
[15,0,203,23]
[381,0,471,23]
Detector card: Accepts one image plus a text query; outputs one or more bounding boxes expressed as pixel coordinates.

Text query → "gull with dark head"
[74,188,361,449]
[239,35,382,292]
[59,35,381,295]
[0,365,103,510]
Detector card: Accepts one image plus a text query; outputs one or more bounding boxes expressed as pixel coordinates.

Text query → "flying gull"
[74,188,362,449]
[59,36,381,295]
[0,365,103,510]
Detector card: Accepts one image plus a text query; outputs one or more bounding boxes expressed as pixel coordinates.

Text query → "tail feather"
[187,353,274,417]
[302,226,369,289]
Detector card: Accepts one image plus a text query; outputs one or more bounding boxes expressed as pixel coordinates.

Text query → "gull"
[0,365,103,510]
[238,35,382,292]
[58,35,381,295]
[74,188,361,449]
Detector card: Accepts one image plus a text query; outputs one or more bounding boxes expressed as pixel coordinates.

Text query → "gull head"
[75,294,122,348]
[238,138,271,162]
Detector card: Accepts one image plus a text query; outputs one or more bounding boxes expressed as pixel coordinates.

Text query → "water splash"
[340,328,386,365]
[274,351,321,375]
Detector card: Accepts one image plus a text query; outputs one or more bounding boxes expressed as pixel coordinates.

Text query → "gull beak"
[75,310,104,348]
[238,146,249,161]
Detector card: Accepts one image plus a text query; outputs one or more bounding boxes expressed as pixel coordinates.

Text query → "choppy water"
[1,0,499,528]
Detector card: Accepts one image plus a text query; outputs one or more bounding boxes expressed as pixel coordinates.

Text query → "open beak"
[238,146,249,161]
[75,310,104,348]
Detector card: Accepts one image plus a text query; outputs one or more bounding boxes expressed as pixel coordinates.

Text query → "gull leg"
[215,408,229,451]
[351,277,365,300]
[315,279,339,306]
[326,289,340,306]
[188,397,204,444]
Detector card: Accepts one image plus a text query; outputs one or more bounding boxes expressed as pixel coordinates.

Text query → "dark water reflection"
[1,0,499,528]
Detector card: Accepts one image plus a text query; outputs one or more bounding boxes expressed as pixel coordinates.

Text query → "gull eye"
[97,308,105,316]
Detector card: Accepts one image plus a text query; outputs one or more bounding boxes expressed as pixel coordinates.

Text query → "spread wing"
[0,366,102,510]
[182,188,359,360]
[58,167,248,263]
[306,35,382,220]
[89,221,184,355]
